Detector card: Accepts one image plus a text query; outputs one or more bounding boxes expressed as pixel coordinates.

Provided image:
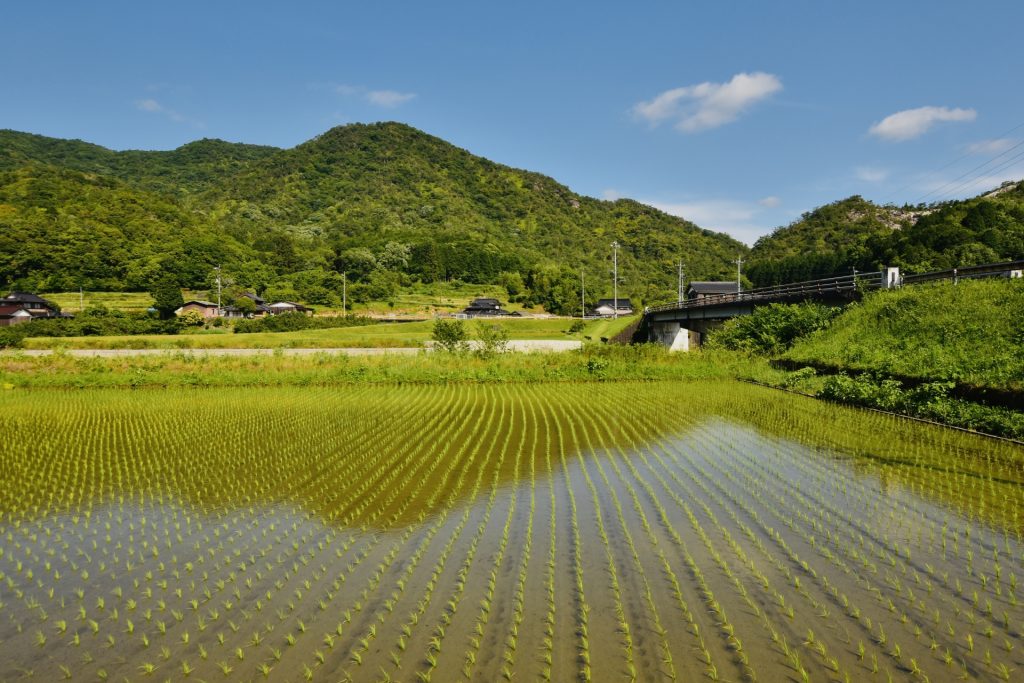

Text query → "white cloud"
[365,90,416,108]
[856,166,889,183]
[757,196,781,208]
[632,72,782,133]
[323,83,418,108]
[601,188,624,201]
[868,106,976,141]
[136,98,163,112]
[134,98,190,124]
[966,138,1017,155]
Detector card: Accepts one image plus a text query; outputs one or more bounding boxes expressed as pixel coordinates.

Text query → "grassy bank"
[705,278,1024,438]
[783,278,1024,391]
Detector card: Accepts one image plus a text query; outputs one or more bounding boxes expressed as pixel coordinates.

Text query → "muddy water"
[0,382,1021,682]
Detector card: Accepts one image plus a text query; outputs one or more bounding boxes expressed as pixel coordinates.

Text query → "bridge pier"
[649,321,696,352]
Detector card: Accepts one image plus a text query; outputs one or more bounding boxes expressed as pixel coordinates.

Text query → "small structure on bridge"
[687,282,736,300]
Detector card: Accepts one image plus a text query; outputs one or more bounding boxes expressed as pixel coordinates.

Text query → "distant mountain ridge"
[1,123,1021,308]
[746,183,1024,286]
[0,123,746,310]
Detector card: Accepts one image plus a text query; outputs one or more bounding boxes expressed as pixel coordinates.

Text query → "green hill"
[748,186,1024,286]
[0,123,747,313]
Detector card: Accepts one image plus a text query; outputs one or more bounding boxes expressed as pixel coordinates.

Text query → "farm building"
[268,301,313,315]
[175,293,316,320]
[2,291,62,319]
[222,292,273,319]
[175,300,221,318]
[459,298,517,318]
[0,305,33,326]
[592,298,634,317]
[686,281,737,300]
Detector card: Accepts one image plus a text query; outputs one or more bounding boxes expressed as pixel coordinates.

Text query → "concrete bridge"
[641,267,903,351]
[642,257,1024,350]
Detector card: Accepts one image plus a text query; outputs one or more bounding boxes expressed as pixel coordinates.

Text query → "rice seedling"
[0,382,1021,681]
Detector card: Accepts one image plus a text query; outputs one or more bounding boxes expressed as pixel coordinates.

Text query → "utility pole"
[342,272,347,316]
[215,265,222,314]
[678,260,685,305]
[581,268,586,319]
[611,241,620,319]
[79,286,84,312]
[735,256,744,294]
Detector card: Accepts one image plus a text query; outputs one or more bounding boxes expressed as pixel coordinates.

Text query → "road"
[9,340,582,357]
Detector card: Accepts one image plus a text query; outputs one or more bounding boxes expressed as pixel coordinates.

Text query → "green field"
[20,315,639,350]
[1,381,1020,682]
[42,291,156,313]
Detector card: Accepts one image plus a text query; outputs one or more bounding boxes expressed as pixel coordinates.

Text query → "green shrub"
[432,318,469,353]
[707,302,840,355]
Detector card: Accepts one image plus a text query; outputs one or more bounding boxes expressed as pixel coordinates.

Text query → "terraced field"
[1,383,1022,682]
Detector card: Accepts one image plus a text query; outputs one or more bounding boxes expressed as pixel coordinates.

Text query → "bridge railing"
[902,259,1024,285]
[646,271,882,314]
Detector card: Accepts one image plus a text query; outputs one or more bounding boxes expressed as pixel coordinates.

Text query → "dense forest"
[0,124,746,313]
[2,123,1022,311]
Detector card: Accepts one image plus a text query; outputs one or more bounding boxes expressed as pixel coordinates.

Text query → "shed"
[268,301,313,315]
[175,301,221,318]
[592,298,634,317]
[0,305,33,326]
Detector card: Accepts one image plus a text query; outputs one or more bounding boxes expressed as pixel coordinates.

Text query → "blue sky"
[3,1,1022,244]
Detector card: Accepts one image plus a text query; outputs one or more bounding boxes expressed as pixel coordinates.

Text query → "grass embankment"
[0,344,770,389]
[20,315,639,350]
[784,278,1024,391]
[716,278,1024,438]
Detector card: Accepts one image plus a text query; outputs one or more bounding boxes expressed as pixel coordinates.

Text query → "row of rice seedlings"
[404,385,517,682]
[363,385,508,681]
[548,388,594,683]
[0,385,464,679]
[654,434,862,681]
[564,403,727,680]
[457,393,526,681]
[565,391,682,682]
[687,429,955,680]
[696,419,1024,679]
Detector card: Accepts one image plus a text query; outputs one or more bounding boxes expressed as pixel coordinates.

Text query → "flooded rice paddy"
[1,382,1023,682]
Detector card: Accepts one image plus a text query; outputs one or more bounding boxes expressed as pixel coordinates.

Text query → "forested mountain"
[0,123,746,312]
[747,184,1024,286]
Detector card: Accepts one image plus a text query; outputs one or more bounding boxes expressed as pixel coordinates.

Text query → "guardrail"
[646,258,1024,315]
[902,259,1024,285]
[646,271,882,314]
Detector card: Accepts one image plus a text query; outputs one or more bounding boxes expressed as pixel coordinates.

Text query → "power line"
[934,146,1024,200]
[913,136,1024,204]
[880,120,1024,205]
